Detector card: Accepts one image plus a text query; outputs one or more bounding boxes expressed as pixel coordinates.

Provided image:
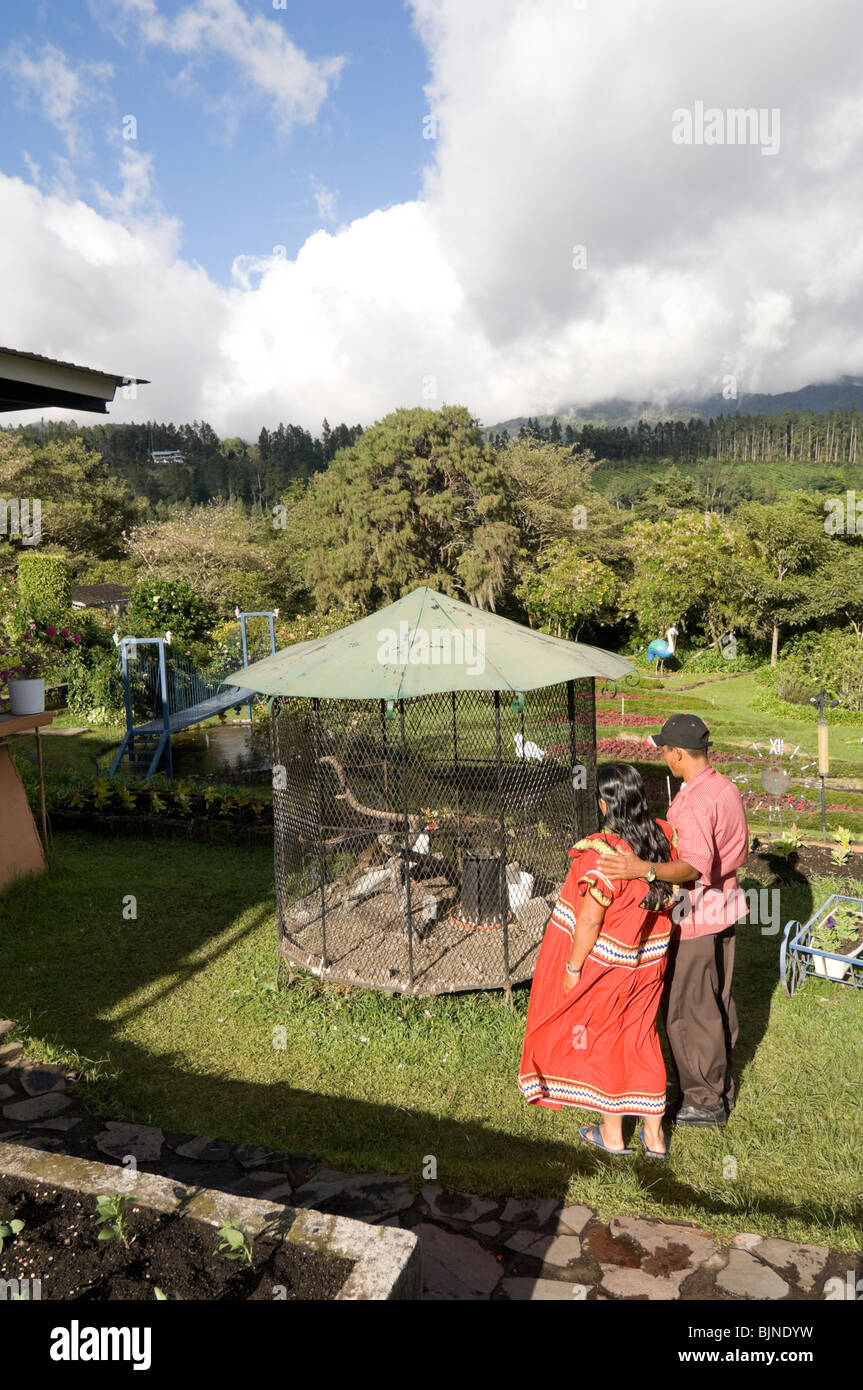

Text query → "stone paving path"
[0,1023,859,1301]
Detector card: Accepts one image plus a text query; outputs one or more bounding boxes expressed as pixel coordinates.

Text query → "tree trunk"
[771,622,779,667]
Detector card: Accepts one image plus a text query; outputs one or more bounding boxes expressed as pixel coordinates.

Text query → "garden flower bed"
[0,1173,352,1300]
[0,1142,420,1301]
[745,837,863,884]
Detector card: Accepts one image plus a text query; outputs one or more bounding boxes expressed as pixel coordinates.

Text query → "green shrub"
[767,629,863,714]
[16,552,71,626]
[65,648,125,722]
[126,578,215,644]
[677,638,762,673]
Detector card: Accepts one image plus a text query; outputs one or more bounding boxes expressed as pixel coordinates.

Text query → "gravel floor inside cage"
[279,877,561,995]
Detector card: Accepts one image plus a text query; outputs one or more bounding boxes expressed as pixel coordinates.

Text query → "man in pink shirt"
[601,713,749,1128]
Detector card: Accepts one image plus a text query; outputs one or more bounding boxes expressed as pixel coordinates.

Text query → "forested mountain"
[2,417,364,508]
[486,376,863,451]
[487,407,863,465]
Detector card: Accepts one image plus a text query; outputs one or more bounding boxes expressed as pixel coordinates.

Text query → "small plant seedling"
[214,1218,254,1266]
[153,1287,182,1300]
[91,777,114,809]
[782,823,804,849]
[831,826,853,866]
[767,838,796,860]
[94,1193,135,1248]
[0,1208,25,1253]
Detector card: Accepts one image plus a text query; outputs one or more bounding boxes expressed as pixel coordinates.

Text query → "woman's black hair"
[595,761,675,912]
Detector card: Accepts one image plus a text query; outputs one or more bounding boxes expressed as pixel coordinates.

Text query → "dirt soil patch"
[745,841,863,886]
[0,1174,354,1301]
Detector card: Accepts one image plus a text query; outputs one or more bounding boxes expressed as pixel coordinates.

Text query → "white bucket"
[8,678,45,716]
[508,871,535,911]
[812,938,863,981]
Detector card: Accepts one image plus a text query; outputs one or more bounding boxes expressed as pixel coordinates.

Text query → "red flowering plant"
[0,623,82,694]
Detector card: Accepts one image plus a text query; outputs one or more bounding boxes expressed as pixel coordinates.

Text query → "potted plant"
[0,624,82,716]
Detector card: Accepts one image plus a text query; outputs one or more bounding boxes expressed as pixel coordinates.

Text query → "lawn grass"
[601,670,863,838]
[1,832,861,1251]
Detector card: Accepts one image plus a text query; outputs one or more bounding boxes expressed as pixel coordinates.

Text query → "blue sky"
[1,0,432,281]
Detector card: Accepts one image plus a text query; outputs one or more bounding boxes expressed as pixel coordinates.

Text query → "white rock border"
[0,1140,421,1301]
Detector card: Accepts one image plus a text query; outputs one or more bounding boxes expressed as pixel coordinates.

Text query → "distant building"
[150,450,185,464]
[71,583,130,614]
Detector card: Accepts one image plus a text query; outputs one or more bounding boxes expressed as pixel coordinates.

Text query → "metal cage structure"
[270,679,599,997]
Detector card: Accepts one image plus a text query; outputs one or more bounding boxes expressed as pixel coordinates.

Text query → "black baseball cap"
[648,713,710,751]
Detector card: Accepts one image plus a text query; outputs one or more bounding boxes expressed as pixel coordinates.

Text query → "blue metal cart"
[780,894,863,997]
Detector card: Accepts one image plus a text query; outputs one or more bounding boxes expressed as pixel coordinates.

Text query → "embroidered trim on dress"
[589,930,671,969]
[518,1073,666,1113]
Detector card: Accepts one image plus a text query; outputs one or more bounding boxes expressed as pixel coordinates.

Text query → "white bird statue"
[514,733,546,761]
[647,625,678,676]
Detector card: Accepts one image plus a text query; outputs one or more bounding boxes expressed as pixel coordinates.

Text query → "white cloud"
[6,0,863,434]
[102,0,344,133]
[2,42,113,157]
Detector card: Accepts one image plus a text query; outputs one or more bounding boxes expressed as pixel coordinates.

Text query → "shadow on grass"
[2,834,859,1245]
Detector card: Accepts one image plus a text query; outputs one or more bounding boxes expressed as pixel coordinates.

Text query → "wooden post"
[35,725,48,850]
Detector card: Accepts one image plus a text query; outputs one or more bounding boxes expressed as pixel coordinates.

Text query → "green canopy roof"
[223,587,634,701]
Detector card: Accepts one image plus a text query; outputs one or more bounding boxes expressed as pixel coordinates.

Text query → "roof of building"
[0,346,148,415]
[71,583,131,607]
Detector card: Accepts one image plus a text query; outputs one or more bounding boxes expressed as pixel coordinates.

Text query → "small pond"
[169,722,272,781]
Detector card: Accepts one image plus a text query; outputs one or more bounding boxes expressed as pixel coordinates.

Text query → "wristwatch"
[645,863,656,883]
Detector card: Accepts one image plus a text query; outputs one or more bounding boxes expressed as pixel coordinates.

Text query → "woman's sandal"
[579,1122,633,1155]
[637,1124,669,1160]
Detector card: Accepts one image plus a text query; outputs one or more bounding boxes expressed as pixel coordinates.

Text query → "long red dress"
[518,822,678,1117]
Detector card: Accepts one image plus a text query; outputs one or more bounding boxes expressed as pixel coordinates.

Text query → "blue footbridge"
[109,611,277,778]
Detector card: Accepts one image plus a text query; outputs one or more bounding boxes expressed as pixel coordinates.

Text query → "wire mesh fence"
[271,679,597,996]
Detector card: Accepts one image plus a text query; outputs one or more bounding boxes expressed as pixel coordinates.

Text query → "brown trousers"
[661,925,739,1112]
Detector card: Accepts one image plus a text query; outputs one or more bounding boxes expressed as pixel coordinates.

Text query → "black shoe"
[674,1103,727,1128]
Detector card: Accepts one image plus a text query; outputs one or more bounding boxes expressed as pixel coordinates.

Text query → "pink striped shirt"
[666,764,749,938]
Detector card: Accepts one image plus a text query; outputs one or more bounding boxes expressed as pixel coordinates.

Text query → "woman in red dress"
[518,762,679,1157]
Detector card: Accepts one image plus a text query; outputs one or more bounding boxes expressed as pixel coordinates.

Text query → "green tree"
[515,541,619,638]
[301,405,519,611]
[733,496,837,665]
[622,514,747,651]
[0,433,139,560]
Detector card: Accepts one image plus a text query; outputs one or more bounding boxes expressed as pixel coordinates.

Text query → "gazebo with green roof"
[226,587,633,999]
